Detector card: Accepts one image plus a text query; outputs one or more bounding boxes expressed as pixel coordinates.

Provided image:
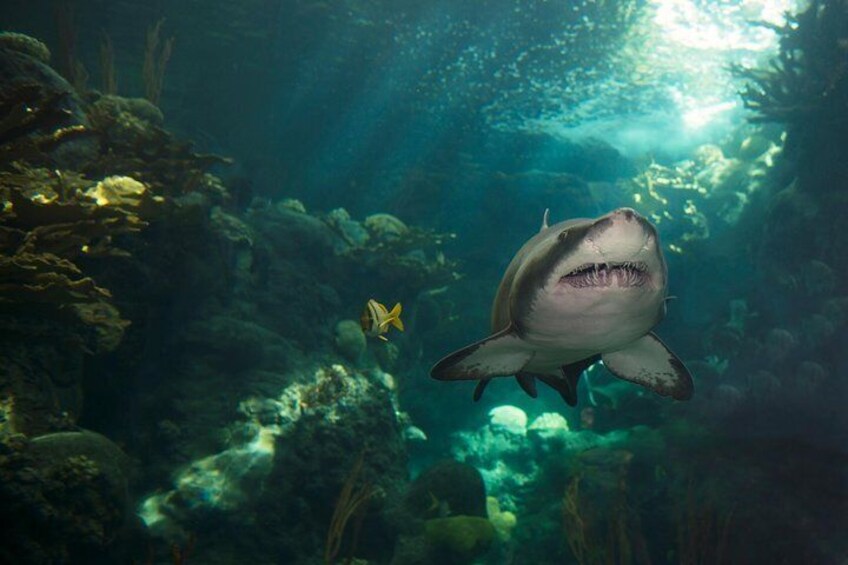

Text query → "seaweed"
[324,452,376,565]
[733,0,848,189]
[143,19,174,106]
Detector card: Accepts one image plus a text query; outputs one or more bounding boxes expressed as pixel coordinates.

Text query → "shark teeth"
[564,261,648,276]
[560,262,649,288]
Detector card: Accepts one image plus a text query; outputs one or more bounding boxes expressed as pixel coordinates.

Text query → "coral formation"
[0,32,51,64]
[0,431,131,563]
[334,319,367,362]
[488,405,528,436]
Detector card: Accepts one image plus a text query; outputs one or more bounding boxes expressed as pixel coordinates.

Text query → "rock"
[327,207,370,248]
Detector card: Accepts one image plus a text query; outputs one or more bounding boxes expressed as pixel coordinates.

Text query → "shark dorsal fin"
[540,208,550,231]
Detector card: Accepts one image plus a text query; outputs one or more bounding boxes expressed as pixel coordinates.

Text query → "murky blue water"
[1,1,845,563]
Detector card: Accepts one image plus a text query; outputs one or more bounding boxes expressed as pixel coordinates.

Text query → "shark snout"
[604,208,640,224]
[591,208,653,235]
[590,207,638,233]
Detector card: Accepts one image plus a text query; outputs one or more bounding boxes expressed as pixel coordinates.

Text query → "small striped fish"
[360,299,404,341]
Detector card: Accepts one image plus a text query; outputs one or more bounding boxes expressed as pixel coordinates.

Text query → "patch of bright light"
[683,101,738,130]
[646,0,801,134]
[652,0,796,51]
[532,0,803,157]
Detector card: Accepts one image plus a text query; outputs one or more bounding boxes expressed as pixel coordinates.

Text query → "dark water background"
[1,0,846,563]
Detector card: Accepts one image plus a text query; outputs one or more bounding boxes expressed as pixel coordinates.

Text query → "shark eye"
[558,229,570,241]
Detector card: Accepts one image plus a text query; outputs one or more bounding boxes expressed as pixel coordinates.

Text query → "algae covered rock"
[424,515,495,558]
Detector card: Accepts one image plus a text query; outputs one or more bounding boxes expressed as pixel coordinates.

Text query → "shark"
[430,207,693,405]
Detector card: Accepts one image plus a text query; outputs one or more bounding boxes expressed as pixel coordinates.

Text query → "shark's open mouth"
[559,262,649,288]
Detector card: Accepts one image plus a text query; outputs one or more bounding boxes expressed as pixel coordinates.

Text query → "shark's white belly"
[520,287,663,371]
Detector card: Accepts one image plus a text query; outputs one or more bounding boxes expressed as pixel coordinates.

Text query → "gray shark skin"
[430,207,694,406]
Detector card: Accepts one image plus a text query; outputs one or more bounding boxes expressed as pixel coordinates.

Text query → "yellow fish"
[360,299,404,341]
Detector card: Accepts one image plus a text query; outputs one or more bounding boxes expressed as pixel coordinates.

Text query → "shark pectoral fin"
[473,379,491,401]
[515,373,538,398]
[601,333,694,401]
[430,326,532,381]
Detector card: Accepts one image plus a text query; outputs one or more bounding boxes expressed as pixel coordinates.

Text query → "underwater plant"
[52,1,88,93]
[99,34,118,96]
[560,448,649,565]
[143,19,174,106]
[324,452,376,565]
